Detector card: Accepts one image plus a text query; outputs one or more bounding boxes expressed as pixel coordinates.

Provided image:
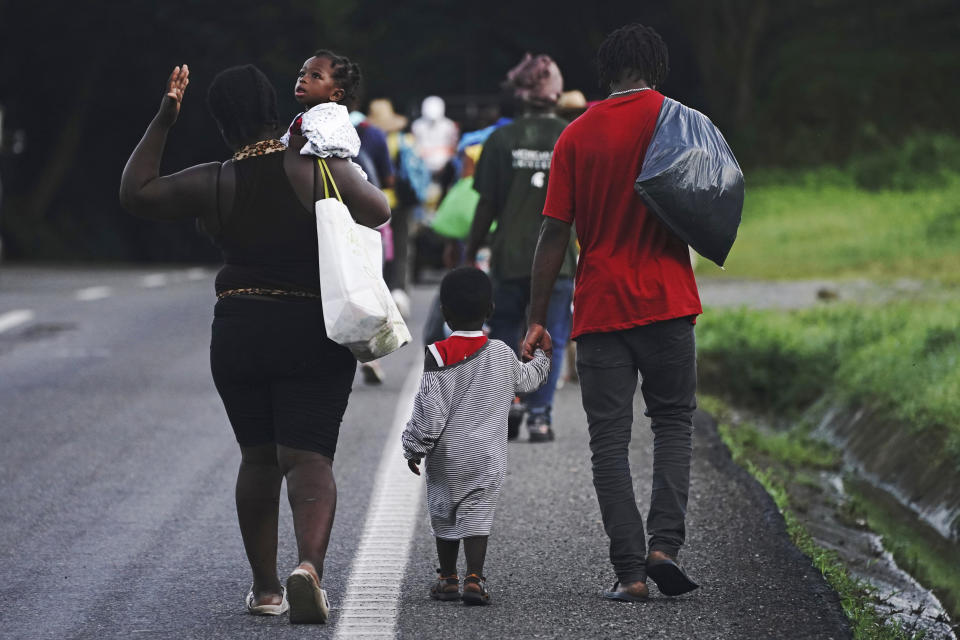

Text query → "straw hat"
[367,98,409,133]
[558,90,587,110]
[557,90,588,120]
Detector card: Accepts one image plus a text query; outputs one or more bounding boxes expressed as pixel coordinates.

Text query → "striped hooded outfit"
[402,331,550,539]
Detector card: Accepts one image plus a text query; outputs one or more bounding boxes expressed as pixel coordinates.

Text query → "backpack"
[393,133,431,206]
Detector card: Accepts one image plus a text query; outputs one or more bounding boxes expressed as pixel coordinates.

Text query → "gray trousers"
[576,317,697,584]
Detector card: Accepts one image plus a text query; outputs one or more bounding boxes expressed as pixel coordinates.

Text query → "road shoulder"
[396,384,852,639]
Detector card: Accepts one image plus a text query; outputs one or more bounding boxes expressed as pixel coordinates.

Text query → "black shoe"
[462,573,490,606]
[646,552,699,596]
[507,399,525,440]
[527,414,555,442]
[602,580,649,602]
[361,362,384,385]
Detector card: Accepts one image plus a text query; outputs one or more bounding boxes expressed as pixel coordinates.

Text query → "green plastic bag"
[431,176,495,240]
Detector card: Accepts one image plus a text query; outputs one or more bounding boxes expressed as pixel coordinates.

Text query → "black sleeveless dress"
[208,151,356,459]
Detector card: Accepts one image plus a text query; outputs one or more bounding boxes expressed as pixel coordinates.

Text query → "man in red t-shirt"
[522,23,701,601]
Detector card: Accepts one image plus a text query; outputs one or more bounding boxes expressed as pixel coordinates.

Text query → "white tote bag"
[314,159,411,362]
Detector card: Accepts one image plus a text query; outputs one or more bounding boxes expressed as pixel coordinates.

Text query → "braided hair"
[313,49,362,106]
[596,23,669,90]
[206,65,279,146]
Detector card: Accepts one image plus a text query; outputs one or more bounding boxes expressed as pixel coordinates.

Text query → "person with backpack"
[465,54,578,443]
[367,98,430,310]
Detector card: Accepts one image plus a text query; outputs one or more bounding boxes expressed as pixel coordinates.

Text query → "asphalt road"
[0,265,851,639]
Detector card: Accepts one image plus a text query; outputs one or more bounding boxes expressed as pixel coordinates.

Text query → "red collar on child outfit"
[290,113,304,136]
[428,331,488,367]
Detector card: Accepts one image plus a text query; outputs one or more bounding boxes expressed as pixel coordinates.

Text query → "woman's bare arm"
[324,157,391,228]
[282,140,390,228]
[119,65,219,221]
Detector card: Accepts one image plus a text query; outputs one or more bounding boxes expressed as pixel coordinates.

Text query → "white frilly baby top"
[280,102,361,159]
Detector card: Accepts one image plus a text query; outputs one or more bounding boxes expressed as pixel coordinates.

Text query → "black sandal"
[646,554,699,596]
[462,573,491,606]
[430,569,461,601]
[602,580,649,602]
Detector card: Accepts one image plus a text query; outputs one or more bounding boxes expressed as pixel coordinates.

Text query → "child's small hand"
[407,458,421,476]
[522,325,552,361]
[539,329,553,360]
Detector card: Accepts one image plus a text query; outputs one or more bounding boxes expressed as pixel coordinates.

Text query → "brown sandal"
[462,573,490,606]
[430,569,461,601]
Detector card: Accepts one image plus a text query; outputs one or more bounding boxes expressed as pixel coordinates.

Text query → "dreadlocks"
[596,23,669,91]
[206,65,279,147]
[313,49,362,107]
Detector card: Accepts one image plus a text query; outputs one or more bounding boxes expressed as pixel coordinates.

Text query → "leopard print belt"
[217,287,321,300]
[232,139,286,161]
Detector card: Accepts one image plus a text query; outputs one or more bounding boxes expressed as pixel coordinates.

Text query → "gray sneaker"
[507,399,525,440]
[527,414,554,443]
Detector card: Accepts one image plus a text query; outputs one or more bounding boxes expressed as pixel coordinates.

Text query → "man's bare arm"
[522,216,571,359]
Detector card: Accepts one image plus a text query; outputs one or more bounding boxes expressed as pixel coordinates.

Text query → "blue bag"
[395,135,431,205]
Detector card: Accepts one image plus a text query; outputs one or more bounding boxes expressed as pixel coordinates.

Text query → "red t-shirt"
[542,90,702,339]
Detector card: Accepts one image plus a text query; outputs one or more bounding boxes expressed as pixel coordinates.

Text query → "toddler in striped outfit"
[402,267,551,605]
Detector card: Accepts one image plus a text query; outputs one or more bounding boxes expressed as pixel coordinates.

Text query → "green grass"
[699,396,839,472]
[700,171,960,282]
[693,147,959,637]
[706,397,928,640]
[718,419,839,471]
[697,301,960,463]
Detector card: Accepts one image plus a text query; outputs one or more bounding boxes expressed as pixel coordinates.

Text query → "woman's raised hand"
[157,64,190,127]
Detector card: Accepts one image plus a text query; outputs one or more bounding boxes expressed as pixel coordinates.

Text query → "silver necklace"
[607,87,651,98]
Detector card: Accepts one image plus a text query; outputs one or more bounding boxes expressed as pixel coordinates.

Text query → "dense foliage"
[0,0,957,261]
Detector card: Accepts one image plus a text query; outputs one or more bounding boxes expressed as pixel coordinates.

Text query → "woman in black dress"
[120,64,389,623]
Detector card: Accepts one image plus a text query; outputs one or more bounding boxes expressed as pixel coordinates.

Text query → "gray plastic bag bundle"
[634,98,744,267]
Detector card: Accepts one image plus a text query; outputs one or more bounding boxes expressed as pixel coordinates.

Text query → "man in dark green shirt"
[466,54,576,442]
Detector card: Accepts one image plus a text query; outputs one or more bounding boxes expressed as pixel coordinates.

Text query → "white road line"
[334,361,423,639]
[74,286,113,301]
[141,273,168,288]
[0,309,35,334]
[185,267,208,281]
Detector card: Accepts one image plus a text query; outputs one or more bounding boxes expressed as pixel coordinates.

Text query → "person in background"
[350,105,397,385]
[553,89,589,386]
[420,93,516,345]
[350,108,394,191]
[455,91,515,160]
[412,96,459,206]
[120,64,390,623]
[556,90,588,122]
[521,23,702,602]
[402,267,550,606]
[367,98,424,313]
[465,54,577,443]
